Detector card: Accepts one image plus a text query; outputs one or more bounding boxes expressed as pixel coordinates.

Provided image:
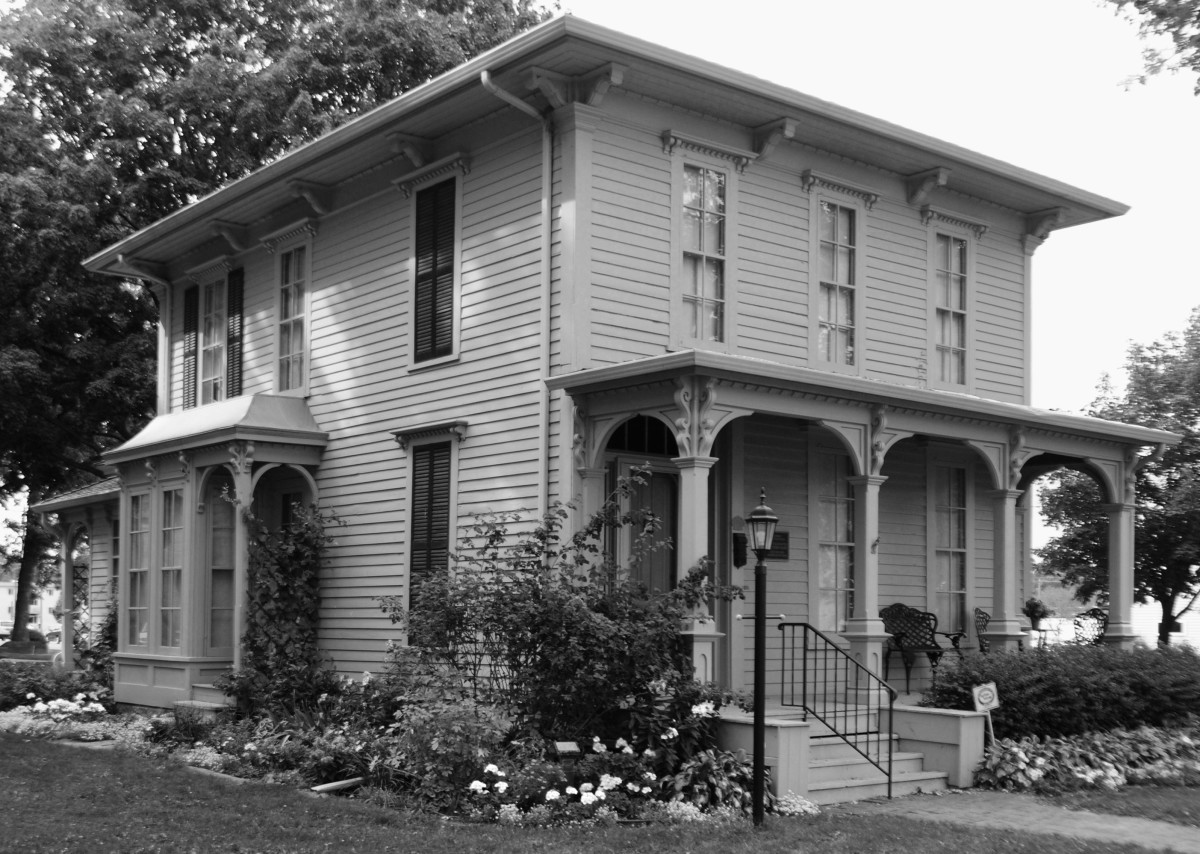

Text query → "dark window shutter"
[226,268,244,397]
[410,442,451,581]
[414,179,456,363]
[182,286,199,409]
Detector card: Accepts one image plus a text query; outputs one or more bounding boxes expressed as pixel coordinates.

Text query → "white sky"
[562,0,1200,415]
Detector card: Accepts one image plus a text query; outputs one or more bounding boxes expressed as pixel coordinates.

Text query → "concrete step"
[806,768,949,805]
[809,733,898,761]
[191,683,231,706]
[808,751,927,783]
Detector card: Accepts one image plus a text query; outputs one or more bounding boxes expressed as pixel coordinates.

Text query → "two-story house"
[38,16,1175,716]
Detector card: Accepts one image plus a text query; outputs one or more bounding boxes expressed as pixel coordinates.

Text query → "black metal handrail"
[778,622,895,798]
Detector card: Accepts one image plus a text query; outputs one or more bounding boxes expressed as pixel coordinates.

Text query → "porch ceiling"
[546,351,1179,449]
[104,394,328,466]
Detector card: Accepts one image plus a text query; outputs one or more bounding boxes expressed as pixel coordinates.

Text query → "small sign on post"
[973,682,1000,745]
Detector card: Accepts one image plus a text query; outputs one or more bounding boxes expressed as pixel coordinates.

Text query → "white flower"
[580,783,594,793]
[643,771,657,782]
[615,737,629,749]
[691,701,717,717]
[580,792,597,806]
[484,763,500,775]
[468,780,486,793]
[545,789,561,801]
[25,693,36,700]
[599,774,622,791]
[494,781,509,794]
[591,736,608,754]
[626,782,641,793]
[641,786,652,795]
[595,789,607,801]
[661,727,679,741]
[565,786,578,795]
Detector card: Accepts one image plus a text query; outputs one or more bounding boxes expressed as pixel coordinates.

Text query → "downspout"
[480,71,554,517]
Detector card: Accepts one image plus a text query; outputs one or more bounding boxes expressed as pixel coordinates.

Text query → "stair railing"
[778,622,895,798]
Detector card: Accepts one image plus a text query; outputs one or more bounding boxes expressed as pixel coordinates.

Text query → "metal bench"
[1073,607,1107,645]
[881,602,966,692]
[973,606,991,654]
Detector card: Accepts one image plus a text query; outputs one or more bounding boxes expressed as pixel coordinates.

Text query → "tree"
[0,0,551,642]
[1109,0,1200,93]
[1038,308,1200,645]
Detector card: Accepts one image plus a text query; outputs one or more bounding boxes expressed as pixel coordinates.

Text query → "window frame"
[404,435,459,609]
[808,190,867,374]
[812,448,855,634]
[198,277,228,406]
[124,490,151,651]
[925,221,976,391]
[927,458,974,635]
[275,238,312,396]
[668,149,739,352]
[408,175,463,370]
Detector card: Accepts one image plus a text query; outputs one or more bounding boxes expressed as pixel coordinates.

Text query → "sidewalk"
[830,790,1200,854]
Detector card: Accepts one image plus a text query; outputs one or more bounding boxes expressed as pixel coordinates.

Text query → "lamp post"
[746,489,778,827]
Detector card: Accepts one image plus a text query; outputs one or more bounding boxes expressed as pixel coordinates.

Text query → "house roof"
[84,15,1127,280]
[546,350,1180,449]
[30,476,122,514]
[103,394,328,465]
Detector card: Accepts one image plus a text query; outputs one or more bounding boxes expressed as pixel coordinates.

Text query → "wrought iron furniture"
[880,603,966,692]
[1073,607,1108,645]
[973,607,991,653]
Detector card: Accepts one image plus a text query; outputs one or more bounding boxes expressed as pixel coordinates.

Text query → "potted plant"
[1022,597,1054,629]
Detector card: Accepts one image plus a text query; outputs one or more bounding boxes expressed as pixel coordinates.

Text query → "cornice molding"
[392,152,471,198]
[392,419,469,450]
[801,168,879,209]
[661,130,758,173]
[185,255,232,284]
[920,204,988,239]
[260,217,318,254]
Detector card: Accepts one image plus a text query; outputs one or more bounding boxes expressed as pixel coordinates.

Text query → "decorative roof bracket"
[905,167,950,205]
[530,63,626,108]
[386,132,430,168]
[754,118,798,160]
[210,220,249,252]
[289,180,334,216]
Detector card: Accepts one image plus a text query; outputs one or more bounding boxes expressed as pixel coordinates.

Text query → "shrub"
[921,645,1200,738]
[216,504,341,716]
[379,473,742,753]
[0,662,111,712]
[976,719,1200,793]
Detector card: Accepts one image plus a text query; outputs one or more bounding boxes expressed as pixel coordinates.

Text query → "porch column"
[673,455,720,682]
[986,489,1026,651]
[1102,502,1138,647]
[232,465,253,671]
[56,525,75,670]
[845,475,889,675]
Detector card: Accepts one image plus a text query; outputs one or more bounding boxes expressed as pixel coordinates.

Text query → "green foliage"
[1111,0,1200,93]
[380,474,741,748]
[923,645,1200,739]
[976,719,1200,793]
[76,598,118,685]
[664,748,765,817]
[216,504,341,716]
[1039,307,1200,645]
[0,661,111,712]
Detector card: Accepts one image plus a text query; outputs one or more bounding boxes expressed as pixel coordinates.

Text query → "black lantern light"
[746,488,777,827]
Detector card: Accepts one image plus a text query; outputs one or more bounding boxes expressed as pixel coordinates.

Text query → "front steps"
[718,706,956,806]
[806,730,948,804]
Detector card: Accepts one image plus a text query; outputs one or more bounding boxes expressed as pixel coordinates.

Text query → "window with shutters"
[413,179,458,365]
[182,267,243,409]
[409,441,452,581]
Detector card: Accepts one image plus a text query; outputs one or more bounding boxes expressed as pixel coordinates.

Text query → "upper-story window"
[682,165,726,343]
[278,245,308,392]
[182,267,243,409]
[934,233,968,386]
[199,280,227,405]
[414,178,457,364]
[817,201,857,367]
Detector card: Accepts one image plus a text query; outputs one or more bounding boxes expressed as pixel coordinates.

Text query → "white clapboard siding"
[879,442,928,604]
[862,200,930,386]
[971,233,1027,402]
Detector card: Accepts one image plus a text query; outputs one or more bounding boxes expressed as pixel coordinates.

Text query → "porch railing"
[778,622,895,798]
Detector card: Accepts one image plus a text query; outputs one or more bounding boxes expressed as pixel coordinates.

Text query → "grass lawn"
[0,732,1169,854]
[1051,786,1200,829]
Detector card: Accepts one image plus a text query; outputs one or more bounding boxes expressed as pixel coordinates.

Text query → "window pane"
[838,207,854,245]
[703,211,724,256]
[683,209,701,252]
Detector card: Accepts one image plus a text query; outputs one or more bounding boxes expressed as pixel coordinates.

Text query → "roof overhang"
[85,15,1127,281]
[103,394,328,466]
[546,350,1179,449]
[30,477,122,514]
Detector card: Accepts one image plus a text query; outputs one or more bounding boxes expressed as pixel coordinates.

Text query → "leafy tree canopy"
[0,0,551,641]
[1039,307,1200,644]
[1109,0,1200,93]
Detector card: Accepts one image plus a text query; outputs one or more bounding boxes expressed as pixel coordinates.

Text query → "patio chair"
[1073,608,1107,645]
[973,607,991,653]
[880,603,966,692]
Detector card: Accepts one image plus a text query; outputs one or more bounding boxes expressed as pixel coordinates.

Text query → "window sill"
[407,354,461,374]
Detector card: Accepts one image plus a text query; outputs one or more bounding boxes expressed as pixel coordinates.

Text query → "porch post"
[579,467,606,521]
[673,455,721,682]
[231,454,254,671]
[845,475,889,675]
[1102,502,1137,647]
[986,489,1026,651]
[57,525,75,670]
